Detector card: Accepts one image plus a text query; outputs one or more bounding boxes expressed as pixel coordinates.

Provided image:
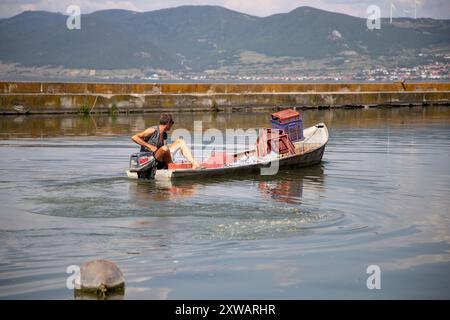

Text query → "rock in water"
[74,260,125,299]
[13,105,29,114]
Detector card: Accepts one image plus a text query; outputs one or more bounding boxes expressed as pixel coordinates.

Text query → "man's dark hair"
[160,113,174,125]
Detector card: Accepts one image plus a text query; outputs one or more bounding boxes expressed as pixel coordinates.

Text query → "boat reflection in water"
[128,179,199,203]
[258,179,304,205]
[129,164,325,206]
[257,165,324,205]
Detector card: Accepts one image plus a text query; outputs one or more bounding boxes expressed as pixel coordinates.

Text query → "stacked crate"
[270,109,304,142]
[256,128,296,157]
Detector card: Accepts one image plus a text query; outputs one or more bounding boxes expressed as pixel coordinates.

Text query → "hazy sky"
[1,0,449,19]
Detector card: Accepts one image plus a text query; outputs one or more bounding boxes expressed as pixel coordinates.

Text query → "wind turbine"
[414,0,417,19]
[390,1,396,23]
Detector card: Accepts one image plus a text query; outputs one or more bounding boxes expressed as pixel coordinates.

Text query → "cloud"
[221,0,303,17]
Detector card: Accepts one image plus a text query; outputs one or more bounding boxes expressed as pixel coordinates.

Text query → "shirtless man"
[131,113,200,169]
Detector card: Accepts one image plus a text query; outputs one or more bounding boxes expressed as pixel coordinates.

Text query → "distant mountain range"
[0,5,449,72]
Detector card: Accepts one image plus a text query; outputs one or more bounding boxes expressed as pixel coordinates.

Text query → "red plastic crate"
[271,109,300,124]
[256,128,296,157]
[168,162,192,169]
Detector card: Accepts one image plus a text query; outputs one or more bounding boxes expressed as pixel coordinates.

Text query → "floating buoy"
[74,260,125,299]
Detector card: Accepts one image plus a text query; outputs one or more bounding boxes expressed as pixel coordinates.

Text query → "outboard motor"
[129,152,158,179]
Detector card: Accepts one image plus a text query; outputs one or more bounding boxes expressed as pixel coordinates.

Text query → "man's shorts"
[156,161,167,170]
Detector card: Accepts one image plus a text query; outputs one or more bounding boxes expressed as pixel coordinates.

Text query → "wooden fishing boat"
[127,123,328,180]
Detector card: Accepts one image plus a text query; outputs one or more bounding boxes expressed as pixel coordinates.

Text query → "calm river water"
[0,106,449,299]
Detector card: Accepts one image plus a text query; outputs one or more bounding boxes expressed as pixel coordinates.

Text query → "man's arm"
[131,127,158,152]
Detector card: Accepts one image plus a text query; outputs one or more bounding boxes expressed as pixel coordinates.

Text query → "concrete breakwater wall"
[0,81,449,114]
